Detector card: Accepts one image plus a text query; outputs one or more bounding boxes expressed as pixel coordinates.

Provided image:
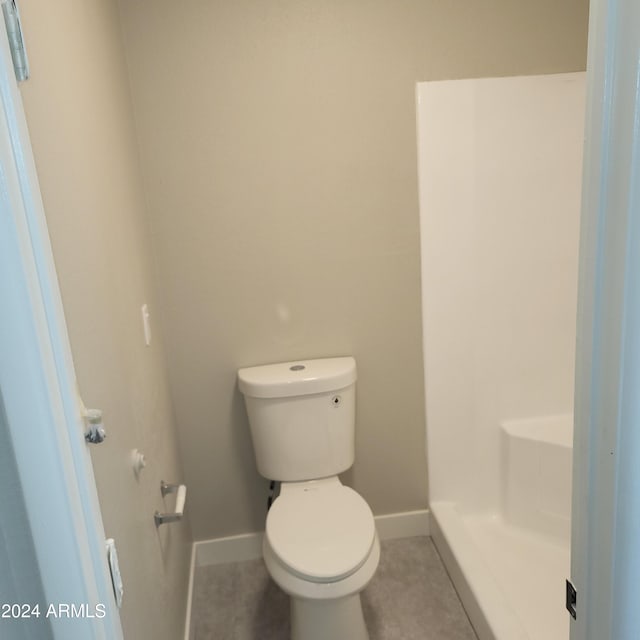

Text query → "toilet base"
[262,506,380,640]
[291,592,369,640]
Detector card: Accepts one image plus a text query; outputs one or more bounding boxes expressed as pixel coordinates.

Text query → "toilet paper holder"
[154,481,187,526]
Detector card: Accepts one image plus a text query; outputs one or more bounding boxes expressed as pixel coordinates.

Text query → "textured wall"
[117,0,589,540]
[18,1,191,638]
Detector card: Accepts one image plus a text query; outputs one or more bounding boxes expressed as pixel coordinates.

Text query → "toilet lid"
[266,484,376,582]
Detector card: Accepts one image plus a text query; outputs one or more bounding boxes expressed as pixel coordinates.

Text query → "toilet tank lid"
[237,357,356,399]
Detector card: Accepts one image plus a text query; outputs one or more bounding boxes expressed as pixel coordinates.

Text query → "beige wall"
[18,1,191,638]
[117,0,589,541]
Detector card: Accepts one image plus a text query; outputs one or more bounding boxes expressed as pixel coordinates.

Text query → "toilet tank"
[237,357,357,481]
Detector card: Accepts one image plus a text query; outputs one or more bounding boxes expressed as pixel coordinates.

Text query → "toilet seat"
[266,481,376,583]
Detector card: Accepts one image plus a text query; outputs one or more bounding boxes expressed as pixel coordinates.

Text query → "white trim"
[571,0,640,639]
[430,502,526,640]
[373,509,430,540]
[195,531,265,567]
[183,543,196,640]
[193,509,430,568]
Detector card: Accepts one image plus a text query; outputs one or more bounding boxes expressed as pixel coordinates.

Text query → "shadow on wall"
[230,381,271,526]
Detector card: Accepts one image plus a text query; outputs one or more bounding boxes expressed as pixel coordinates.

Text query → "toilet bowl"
[264,477,379,640]
[237,357,378,639]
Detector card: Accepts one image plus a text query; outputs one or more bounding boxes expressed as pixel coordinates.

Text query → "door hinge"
[1,0,29,82]
[566,579,577,620]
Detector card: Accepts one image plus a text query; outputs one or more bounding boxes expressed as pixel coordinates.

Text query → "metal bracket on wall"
[154,481,187,526]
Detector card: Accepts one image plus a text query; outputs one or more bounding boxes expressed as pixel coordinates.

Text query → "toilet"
[237,356,379,640]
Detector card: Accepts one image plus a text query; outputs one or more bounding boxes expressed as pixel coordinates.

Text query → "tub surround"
[430,502,570,640]
[501,414,573,541]
[430,414,573,639]
[418,74,585,639]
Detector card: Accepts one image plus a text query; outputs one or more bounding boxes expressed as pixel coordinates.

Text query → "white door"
[570,0,640,638]
[0,11,123,640]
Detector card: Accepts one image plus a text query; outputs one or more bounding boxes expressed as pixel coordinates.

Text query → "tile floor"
[189,536,478,640]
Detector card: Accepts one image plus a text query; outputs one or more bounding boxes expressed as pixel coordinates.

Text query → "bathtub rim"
[430,501,529,640]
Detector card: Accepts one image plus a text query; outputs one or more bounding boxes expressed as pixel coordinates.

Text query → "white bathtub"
[431,414,573,640]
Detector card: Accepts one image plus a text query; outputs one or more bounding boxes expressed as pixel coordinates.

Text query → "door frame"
[571,0,640,638]
[0,18,123,640]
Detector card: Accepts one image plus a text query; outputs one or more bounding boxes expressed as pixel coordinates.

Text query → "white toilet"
[237,356,379,640]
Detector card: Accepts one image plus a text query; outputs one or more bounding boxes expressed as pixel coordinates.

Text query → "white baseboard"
[194,508,430,568]
[183,543,196,640]
[374,509,430,540]
[195,531,265,567]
